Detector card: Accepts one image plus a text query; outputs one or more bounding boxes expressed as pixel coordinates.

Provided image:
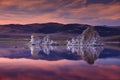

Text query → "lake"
[0,41,120,80]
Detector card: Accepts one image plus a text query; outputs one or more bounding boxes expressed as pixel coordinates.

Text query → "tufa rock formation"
[67,27,103,46]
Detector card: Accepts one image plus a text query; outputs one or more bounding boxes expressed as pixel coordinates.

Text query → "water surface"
[0,41,120,80]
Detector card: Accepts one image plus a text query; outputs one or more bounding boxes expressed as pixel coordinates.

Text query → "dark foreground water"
[0,42,120,80]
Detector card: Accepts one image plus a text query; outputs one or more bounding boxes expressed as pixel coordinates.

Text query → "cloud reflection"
[0,58,119,80]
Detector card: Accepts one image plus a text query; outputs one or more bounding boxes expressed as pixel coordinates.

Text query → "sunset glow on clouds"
[0,0,120,25]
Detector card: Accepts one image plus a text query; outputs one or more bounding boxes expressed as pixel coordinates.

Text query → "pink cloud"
[0,0,119,25]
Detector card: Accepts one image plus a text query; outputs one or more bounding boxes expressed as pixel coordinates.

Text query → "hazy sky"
[0,0,120,26]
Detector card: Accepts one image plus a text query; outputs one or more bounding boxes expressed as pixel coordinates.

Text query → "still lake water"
[0,41,120,80]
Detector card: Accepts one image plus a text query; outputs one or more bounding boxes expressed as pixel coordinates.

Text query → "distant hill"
[0,22,120,37]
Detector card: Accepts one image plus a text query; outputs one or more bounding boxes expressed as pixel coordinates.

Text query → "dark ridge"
[0,22,120,37]
[94,26,120,36]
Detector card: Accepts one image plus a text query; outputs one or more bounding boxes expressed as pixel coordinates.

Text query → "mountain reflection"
[29,44,104,64]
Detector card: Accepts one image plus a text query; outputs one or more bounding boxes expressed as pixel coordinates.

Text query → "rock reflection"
[67,46,104,64]
[30,44,57,56]
[29,44,104,64]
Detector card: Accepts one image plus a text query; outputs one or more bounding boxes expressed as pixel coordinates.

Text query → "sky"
[0,0,120,26]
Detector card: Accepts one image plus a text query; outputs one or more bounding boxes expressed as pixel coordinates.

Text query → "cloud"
[0,0,120,26]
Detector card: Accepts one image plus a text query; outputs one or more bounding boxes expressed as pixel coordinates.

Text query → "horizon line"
[0,22,119,27]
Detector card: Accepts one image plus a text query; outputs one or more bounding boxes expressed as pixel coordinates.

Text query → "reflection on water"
[0,42,120,80]
[30,44,103,64]
[30,44,57,55]
[67,46,103,64]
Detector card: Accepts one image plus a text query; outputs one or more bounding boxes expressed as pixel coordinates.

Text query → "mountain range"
[0,22,120,37]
